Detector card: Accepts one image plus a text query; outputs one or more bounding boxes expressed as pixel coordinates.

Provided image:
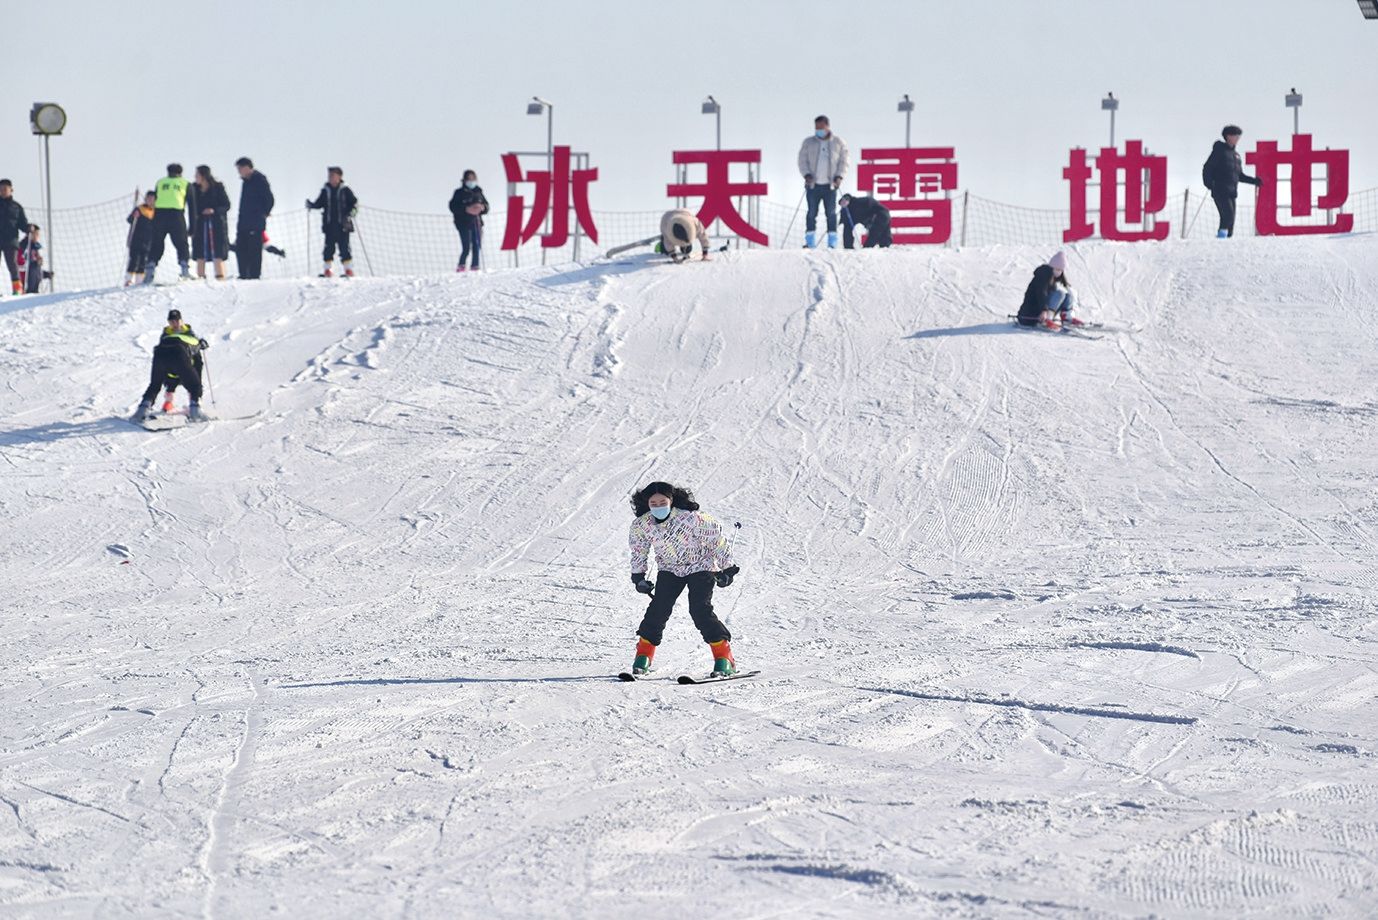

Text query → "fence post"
[1180,189,1189,239]
[960,191,969,248]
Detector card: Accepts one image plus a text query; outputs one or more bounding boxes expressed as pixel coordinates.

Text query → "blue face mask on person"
[650,505,671,521]
[816,129,829,138]
[464,181,477,189]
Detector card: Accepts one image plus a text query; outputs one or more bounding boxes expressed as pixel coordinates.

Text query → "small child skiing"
[126,192,157,286]
[15,224,47,294]
[627,481,741,677]
[1016,250,1085,330]
[135,308,210,421]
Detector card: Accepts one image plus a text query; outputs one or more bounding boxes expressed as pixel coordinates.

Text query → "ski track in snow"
[1,240,1377,917]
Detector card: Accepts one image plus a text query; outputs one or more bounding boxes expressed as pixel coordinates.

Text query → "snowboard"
[677,670,760,685]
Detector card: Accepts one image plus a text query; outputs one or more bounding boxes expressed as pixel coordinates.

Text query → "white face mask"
[650,505,671,521]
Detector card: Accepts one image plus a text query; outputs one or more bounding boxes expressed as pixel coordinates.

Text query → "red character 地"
[1247,134,1353,236]
[1064,140,1169,243]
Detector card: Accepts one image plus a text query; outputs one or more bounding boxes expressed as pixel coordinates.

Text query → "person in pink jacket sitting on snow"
[627,481,741,677]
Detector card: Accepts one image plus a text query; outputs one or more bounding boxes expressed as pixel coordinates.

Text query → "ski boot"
[161,390,176,413]
[804,231,817,249]
[708,639,737,677]
[343,268,355,278]
[1216,229,1229,239]
[631,636,656,675]
[456,265,468,273]
[10,280,19,295]
[1040,311,1060,331]
[134,399,154,421]
[342,261,355,278]
[1061,313,1086,328]
[178,262,192,281]
[187,402,208,423]
[320,268,334,278]
[826,231,838,249]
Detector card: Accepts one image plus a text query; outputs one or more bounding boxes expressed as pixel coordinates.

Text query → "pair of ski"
[618,670,760,685]
[132,408,210,431]
[604,237,731,259]
[1007,315,1106,340]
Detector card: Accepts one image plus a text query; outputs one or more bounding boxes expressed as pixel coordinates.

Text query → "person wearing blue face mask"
[796,114,851,249]
[627,481,742,677]
[448,169,489,272]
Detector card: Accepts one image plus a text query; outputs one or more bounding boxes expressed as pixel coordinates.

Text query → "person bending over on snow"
[1017,250,1084,330]
[838,194,892,249]
[656,208,711,263]
[627,481,741,677]
[135,309,210,421]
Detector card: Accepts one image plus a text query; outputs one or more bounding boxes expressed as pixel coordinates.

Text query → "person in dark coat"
[15,224,47,294]
[448,169,489,272]
[1017,250,1084,329]
[135,309,209,421]
[838,194,892,249]
[1203,125,1262,239]
[234,157,274,279]
[190,165,232,280]
[125,191,157,286]
[1,179,32,295]
[306,166,358,277]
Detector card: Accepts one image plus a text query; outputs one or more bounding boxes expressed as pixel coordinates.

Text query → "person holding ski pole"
[190,165,231,280]
[1202,124,1261,239]
[1016,250,1085,330]
[135,308,210,421]
[0,179,31,295]
[447,169,488,272]
[306,166,359,277]
[125,191,157,286]
[797,114,850,249]
[838,194,892,249]
[656,209,711,263]
[627,481,741,677]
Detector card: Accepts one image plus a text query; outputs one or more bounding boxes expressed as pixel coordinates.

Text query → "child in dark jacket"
[126,192,157,286]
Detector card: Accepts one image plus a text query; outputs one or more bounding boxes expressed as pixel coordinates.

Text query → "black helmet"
[167,309,182,321]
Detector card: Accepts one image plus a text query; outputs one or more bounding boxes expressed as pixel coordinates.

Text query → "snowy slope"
[2,237,1377,919]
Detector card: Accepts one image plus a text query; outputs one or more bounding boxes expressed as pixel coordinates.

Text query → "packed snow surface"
[2,238,1377,918]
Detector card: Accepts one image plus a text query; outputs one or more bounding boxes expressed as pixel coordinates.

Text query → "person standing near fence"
[1203,125,1261,239]
[797,115,850,249]
[306,167,358,277]
[234,157,274,279]
[448,170,488,272]
[191,166,231,280]
[15,224,47,294]
[125,191,157,286]
[0,179,29,295]
[144,164,193,284]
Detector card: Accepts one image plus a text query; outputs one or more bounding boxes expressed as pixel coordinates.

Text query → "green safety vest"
[154,177,190,210]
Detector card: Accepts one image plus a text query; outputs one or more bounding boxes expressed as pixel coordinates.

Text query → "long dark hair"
[631,481,700,517]
[195,164,217,187]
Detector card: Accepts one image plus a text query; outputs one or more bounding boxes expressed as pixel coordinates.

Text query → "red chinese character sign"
[502,146,599,250]
[856,148,958,244]
[667,150,769,245]
[1247,135,1353,236]
[1064,140,1170,242]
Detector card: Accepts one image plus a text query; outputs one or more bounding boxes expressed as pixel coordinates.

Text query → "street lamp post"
[1285,88,1303,136]
[526,97,554,264]
[897,94,915,147]
[1101,92,1119,148]
[30,102,66,292]
[701,96,721,150]
[1358,0,1377,20]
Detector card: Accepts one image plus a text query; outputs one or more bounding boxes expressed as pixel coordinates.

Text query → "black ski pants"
[323,224,352,263]
[126,244,150,274]
[141,345,203,403]
[2,243,16,283]
[236,225,264,279]
[456,218,482,269]
[1213,194,1237,238]
[147,209,190,268]
[636,570,731,647]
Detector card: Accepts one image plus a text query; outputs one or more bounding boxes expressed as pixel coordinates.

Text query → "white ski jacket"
[797,133,851,185]
[629,508,733,578]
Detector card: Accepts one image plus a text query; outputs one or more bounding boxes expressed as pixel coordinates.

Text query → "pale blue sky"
[7,0,1377,214]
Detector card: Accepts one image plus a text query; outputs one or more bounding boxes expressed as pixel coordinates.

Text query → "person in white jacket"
[797,115,851,249]
[657,208,711,263]
[627,481,741,677]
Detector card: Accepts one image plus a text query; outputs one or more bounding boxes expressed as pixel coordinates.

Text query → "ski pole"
[203,353,216,407]
[353,215,375,276]
[781,189,806,247]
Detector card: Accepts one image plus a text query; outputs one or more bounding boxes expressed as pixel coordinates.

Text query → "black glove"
[198,338,209,350]
[715,565,740,588]
[632,573,655,595]
[305,198,314,209]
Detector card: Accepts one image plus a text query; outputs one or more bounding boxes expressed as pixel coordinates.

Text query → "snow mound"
[3,237,1377,917]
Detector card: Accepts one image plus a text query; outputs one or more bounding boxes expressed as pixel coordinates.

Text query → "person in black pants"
[135,309,209,421]
[125,192,157,286]
[1,179,32,294]
[838,194,893,248]
[1203,125,1262,238]
[306,167,358,277]
[190,166,232,279]
[234,157,274,279]
[448,169,489,272]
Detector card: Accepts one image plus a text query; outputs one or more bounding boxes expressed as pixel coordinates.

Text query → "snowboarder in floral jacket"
[627,481,741,676]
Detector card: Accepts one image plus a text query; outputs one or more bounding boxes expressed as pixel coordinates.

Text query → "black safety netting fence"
[31,187,1378,293]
